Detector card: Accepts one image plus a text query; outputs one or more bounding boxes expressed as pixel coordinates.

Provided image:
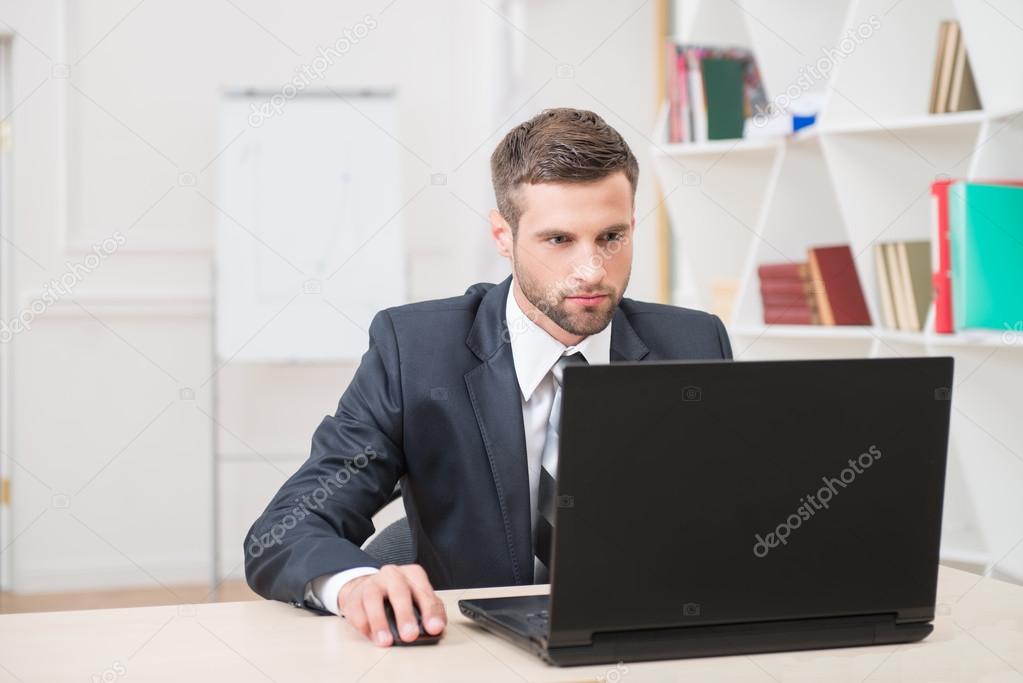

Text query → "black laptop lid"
[547,357,953,648]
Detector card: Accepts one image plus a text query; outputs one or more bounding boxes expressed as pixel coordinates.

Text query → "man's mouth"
[565,293,609,305]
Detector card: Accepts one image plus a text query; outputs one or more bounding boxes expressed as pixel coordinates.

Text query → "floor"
[0,579,260,614]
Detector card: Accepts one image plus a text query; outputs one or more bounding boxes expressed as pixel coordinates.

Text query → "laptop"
[459,357,953,666]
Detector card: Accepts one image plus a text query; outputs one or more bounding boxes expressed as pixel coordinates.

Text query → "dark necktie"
[534,351,588,583]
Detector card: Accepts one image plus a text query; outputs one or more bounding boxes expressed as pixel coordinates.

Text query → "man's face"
[495,171,634,339]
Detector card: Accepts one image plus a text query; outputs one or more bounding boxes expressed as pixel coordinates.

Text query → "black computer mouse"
[383,599,442,646]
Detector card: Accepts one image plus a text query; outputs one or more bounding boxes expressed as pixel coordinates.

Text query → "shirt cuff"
[306,567,381,616]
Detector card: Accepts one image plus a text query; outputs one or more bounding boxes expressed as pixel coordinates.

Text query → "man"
[245,107,732,647]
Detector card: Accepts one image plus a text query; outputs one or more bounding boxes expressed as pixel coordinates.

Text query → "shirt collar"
[505,280,612,401]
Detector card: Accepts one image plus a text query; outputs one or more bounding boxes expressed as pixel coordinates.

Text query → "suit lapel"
[464,276,532,584]
[610,305,650,361]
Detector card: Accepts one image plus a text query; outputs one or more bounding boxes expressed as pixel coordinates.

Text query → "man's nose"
[569,247,607,287]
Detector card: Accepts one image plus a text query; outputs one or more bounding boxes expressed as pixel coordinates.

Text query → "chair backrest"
[363,517,415,565]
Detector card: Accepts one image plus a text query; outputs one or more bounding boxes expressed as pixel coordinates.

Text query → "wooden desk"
[0,566,1020,682]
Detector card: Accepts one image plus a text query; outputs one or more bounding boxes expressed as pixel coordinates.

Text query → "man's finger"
[343,594,371,639]
[361,582,393,647]
[402,565,446,635]
[381,567,419,643]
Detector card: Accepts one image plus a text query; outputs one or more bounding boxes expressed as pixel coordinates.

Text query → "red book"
[808,246,872,325]
[761,291,814,308]
[764,307,818,325]
[676,45,689,143]
[758,263,809,281]
[760,280,811,296]
[666,42,678,143]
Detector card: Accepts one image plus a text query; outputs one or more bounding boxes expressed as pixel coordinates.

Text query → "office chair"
[364,516,415,565]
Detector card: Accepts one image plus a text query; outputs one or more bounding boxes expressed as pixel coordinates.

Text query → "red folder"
[931,179,954,333]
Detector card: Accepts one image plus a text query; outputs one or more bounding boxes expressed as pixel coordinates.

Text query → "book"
[702,56,746,140]
[874,243,897,329]
[760,280,814,296]
[879,241,932,332]
[885,243,911,331]
[808,245,872,326]
[761,292,814,308]
[676,46,690,143]
[932,20,960,115]
[757,261,818,325]
[928,21,951,114]
[896,241,932,332]
[758,263,809,280]
[948,182,1023,330]
[686,47,708,143]
[664,44,766,143]
[666,42,679,144]
[764,307,819,325]
[947,30,981,112]
[665,42,692,144]
[928,20,979,114]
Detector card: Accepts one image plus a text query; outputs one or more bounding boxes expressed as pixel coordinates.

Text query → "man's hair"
[490,107,639,234]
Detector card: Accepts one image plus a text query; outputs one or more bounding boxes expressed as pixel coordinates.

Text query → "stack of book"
[931,180,1023,332]
[759,245,872,326]
[874,241,931,332]
[928,20,981,114]
[758,263,817,325]
[665,42,767,143]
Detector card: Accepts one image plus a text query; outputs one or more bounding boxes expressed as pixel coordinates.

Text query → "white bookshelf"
[654,0,1023,582]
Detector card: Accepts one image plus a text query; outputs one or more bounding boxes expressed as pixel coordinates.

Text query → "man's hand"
[337,564,447,646]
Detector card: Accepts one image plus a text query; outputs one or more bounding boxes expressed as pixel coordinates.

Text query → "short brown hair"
[490,108,639,233]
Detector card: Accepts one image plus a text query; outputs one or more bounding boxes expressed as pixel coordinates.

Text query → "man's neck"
[511,279,585,347]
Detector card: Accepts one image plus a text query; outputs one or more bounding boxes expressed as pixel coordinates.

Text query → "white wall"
[0,0,660,592]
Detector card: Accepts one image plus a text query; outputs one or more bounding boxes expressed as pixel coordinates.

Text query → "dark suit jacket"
[244,275,732,610]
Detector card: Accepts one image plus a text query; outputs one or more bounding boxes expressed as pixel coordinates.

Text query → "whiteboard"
[215,91,406,362]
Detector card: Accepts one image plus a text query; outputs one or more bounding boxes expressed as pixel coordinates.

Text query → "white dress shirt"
[306,282,612,614]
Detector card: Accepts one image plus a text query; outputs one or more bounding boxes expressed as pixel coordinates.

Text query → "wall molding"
[14,555,210,594]
[30,295,211,320]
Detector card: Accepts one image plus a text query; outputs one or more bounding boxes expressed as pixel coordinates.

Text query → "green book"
[701,57,745,140]
[948,182,1023,330]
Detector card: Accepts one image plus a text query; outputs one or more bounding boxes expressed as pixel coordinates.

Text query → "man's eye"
[548,235,568,245]
[605,232,623,242]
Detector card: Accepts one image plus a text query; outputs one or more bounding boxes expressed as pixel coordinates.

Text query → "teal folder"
[948,182,1023,330]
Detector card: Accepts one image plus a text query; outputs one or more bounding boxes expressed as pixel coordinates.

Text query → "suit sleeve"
[713,314,733,360]
[244,310,406,610]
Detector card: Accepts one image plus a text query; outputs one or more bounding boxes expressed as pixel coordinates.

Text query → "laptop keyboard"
[525,609,549,630]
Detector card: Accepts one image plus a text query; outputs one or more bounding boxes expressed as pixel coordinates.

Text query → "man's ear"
[489,209,513,259]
